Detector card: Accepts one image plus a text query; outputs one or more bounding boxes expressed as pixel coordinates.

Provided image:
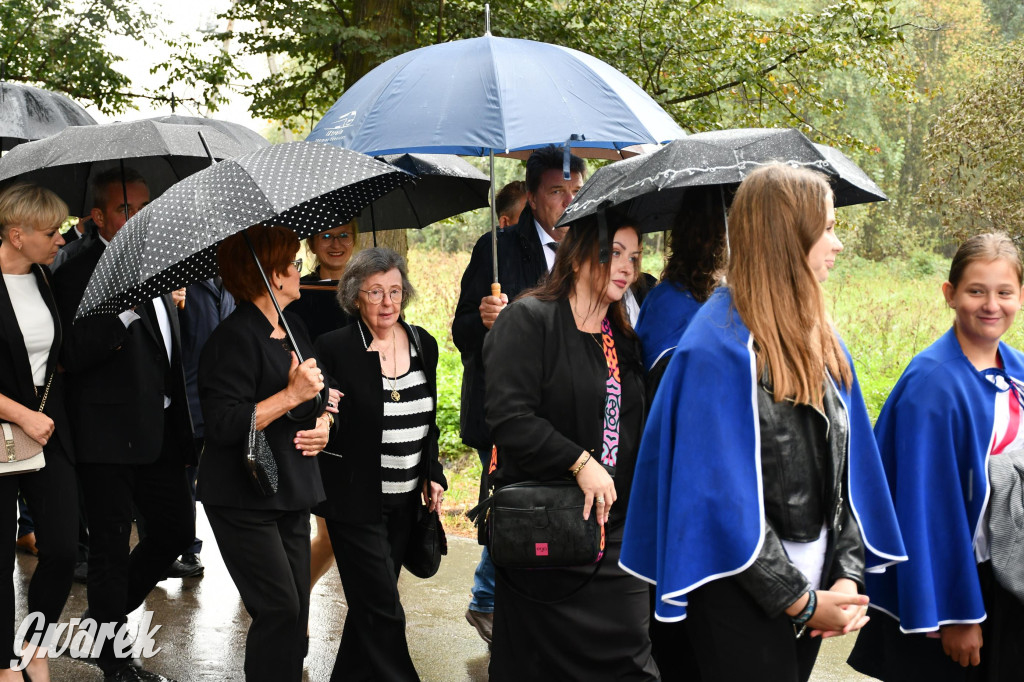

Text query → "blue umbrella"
[308,35,682,158]
[308,23,684,290]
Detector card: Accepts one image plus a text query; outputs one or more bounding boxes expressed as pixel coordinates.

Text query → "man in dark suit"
[453,145,585,644]
[53,168,194,682]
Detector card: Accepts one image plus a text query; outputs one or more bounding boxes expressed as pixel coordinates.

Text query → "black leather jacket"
[734,376,866,617]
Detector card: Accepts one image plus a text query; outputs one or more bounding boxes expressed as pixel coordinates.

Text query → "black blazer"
[483,297,646,517]
[0,264,73,461]
[197,301,326,511]
[53,236,193,465]
[452,205,549,450]
[314,319,447,524]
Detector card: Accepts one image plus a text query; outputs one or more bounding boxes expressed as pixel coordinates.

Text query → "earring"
[278,284,284,290]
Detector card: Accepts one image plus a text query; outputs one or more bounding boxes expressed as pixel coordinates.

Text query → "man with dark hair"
[53,168,194,682]
[453,146,585,645]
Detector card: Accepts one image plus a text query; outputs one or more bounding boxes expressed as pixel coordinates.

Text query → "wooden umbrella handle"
[491,282,501,298]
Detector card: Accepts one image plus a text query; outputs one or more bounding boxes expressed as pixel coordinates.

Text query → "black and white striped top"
[380,345,434,495]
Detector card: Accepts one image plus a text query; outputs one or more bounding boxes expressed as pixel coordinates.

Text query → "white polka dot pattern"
[76,141,412,319]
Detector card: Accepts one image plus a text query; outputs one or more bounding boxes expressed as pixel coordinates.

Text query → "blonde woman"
[621,164,906,682]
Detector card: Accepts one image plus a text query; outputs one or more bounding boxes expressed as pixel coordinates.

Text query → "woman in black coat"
[0,183,76,681]
[314,247,447,682]
[197,225,332,682]
[482,218,659,680]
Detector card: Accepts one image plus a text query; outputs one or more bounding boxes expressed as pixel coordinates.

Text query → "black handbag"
[486,479,605,569]
[245,407,278,496]
[403,504,448,579]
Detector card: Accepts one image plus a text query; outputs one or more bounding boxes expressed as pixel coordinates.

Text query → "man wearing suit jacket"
[452,145,585,645]
[53,168,194,682]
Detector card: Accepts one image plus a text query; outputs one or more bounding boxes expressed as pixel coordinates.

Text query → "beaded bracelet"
[572,453,591,477]
[790,590,817,638]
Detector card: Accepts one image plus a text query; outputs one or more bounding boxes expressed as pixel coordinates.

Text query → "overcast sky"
[87,0,272,133]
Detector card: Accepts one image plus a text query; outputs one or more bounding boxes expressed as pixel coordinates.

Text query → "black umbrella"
[75,141,412,322]
[0,119,247,215]
[0,81,96,152]
[146,114,270,151]
[558,128,888,233]
[360,153,490,243]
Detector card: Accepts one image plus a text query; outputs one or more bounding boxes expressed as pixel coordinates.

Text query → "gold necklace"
[385,327,400,402]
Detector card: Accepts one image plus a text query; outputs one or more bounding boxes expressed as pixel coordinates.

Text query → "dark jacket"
[288,273,355,342]
[453,205,549,450]
[196,301,326,511]
[314,318,447,524]
[180,278,235,440]
[0,264,73,461]
[53,237,194,466]
[483,297,645,524]
[735,378,866,617]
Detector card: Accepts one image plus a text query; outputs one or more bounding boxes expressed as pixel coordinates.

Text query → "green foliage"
[984,0,1024,39]
[0,0,155,114]
[921,41,1024,241]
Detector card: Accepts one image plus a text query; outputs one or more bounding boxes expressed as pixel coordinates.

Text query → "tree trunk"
[344,0,416,257]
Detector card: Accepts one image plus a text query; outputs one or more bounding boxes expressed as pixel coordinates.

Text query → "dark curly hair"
[661,185,729,303]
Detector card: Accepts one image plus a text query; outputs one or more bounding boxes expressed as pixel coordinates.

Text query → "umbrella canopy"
[361,153,490,232]
[0,82,96,152]
[558,128,888,232]
[0,119,247,215]
[76,141,412,319]
[147,114,270,151]
[307,34,685,159]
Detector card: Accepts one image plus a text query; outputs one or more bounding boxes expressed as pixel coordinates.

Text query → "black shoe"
[161,554,204,580]
[103,665,177,682]
[72,560,88,584]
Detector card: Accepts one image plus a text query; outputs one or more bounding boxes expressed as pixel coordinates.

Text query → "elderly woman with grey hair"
[313,247,446,681]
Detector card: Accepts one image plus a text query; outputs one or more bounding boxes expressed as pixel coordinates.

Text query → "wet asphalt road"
[17,505,875,681]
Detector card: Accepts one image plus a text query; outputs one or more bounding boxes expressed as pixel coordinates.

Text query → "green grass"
[401,247,1024,535]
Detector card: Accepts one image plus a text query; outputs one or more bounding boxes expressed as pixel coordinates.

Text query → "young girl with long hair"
[621,163,906,682]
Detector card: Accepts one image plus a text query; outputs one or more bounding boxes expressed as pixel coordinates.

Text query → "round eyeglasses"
[360,288,404,304]
[317,232,353,243]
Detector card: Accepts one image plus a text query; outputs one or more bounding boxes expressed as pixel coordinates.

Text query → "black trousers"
[76,430,194,674]
[325,493,419,682]
[0,443,78,668]
[205,505,311,682]
[686,576,821,682]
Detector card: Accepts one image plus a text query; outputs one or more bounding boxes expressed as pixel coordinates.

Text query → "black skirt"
[848,561,1024,682]
[489,524,659,681]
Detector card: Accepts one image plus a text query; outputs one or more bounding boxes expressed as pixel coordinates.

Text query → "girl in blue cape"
[634,185,727,399]
[848,233,1024,681]
[620,164,907,682]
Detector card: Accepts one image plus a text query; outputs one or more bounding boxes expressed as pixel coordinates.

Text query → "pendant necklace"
[386,327,400,402]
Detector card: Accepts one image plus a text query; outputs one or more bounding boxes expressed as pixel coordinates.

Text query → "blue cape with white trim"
[620,288,907,621]
[863,328,1024,632]
[634,282,703,371]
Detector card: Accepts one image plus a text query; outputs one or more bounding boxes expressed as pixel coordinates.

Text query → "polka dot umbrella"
[75,141,412,324]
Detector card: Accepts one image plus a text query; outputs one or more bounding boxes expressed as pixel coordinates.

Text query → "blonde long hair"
[728,164,851,407]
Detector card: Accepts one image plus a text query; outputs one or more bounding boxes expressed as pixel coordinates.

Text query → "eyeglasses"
[318,232,353,243]
[290,259,303,272]
[360,288,404,304]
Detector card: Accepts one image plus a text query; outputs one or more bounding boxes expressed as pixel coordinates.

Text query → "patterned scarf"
[600,317,621,466]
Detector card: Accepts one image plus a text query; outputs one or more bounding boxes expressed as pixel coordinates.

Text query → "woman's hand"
[941,624,983,667]
[325,388,342,415]
[803,589,869,634]
[294,413,330,457]
[16,410,54,447]
[574,453,616,525]
[423,479,444,513]
[809,579,870,638]
[285,352,325,406]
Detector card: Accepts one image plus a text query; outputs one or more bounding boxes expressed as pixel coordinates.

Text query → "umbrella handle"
[491,283,501,298]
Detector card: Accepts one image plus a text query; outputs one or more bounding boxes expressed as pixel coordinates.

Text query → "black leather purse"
[403,504,448,578]
[245,407,278,496]
[486,480,605,569]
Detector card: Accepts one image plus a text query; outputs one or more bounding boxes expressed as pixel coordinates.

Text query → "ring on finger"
[596,495,605,504]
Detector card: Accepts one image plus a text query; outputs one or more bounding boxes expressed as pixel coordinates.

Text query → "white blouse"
[3,274,54,386]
